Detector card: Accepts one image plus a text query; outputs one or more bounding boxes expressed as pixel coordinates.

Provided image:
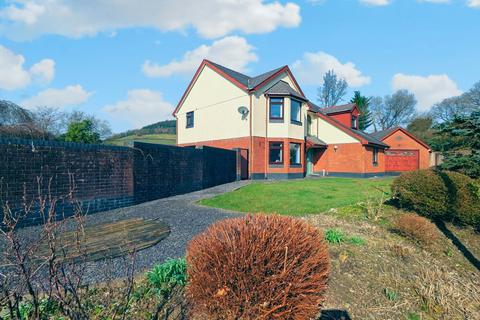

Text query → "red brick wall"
[363,146,385,173]
[179,136,305,177]
[382,131,430,169]
[313,143,364,173]
[312,142,385,174]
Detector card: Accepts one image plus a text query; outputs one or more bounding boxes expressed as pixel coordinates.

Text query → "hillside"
[105,133,176,146]
[105,120,176,146]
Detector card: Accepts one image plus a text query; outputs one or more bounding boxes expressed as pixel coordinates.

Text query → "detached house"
[173,60,431,179]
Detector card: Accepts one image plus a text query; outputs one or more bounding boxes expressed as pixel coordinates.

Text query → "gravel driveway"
[9,181,248,283]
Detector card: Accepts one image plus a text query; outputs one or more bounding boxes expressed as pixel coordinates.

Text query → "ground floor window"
[290,143,301,165]
[269,142,283,165]
[373,147,378,166]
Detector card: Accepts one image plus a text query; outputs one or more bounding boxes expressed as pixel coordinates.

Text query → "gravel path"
[10,181,248,283]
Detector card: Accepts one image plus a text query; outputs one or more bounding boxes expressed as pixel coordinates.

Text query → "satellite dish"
[237,106,249,119]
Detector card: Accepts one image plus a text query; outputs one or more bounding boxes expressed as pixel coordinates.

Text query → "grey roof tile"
[322,103,357,114]
[307,135,327,147]
[264,81,305,100]
[370,127,399,140]
[206,60,286,90]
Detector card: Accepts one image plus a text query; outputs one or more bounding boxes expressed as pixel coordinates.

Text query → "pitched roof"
[307,101,322,113]
[207,60,251,88]
[351,129,389,148]
[306,135,327,148]
[206,60,285,90]
[370,127,430,149]
[322,103,357,115]
[370,127,398,140]
[264,81,306,100]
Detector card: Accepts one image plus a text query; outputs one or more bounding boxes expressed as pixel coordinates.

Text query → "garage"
[385,149,419,172]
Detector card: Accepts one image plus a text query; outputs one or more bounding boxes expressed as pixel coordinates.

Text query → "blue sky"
[0,0,479,132]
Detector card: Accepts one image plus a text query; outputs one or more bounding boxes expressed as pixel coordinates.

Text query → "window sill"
[290,120,302,126]
[290,164,302,168]
[269,119,284,123]
[269,164,284,168]
[186,126,194,129]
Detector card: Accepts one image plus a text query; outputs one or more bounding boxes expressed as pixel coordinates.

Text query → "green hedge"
[392,169,480,228]
[391,169,449,219]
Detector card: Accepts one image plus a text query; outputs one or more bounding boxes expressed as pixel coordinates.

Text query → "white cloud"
[0,45,55,90]
[103,89,174,128]
[467,0,480,7]
[392,73,462,111]
[359,0,391,6]
[1,1,46,25]
[22,85,92,109]
[0,0,301,40]
[0,45,31,90]
[291,51,371,87]
[30,59,55,83]
[142,36,258,77]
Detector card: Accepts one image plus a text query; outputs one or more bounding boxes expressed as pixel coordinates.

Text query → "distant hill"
[105,120,177,146]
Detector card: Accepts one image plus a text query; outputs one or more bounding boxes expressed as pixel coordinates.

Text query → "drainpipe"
[265,95,269,180]
[249,94,253,179]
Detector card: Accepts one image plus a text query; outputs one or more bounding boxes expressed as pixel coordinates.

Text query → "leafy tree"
[317,70,348,108]
[433,111,480,178]
[61,119,101,144]
[407,115,434,143]
[370,90,417,131]
[350,91,372,130]
[62,110,112,140]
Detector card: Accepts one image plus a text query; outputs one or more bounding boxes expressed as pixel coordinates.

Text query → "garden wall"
[0,138,236,227]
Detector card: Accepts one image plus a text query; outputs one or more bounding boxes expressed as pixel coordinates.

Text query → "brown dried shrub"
[395,214,439,245]
[186,214,330,320]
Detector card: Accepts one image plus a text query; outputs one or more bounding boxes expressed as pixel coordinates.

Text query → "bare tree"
[317,70,348,108]
[32,106,65,137]
[370,90,417,131]
[431,81,480,123]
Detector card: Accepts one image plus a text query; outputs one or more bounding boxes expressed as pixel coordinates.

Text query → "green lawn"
[105,133,176,146]
[200,177,394,216]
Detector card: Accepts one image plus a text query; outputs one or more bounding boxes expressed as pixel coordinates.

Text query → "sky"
[0,0,479,133]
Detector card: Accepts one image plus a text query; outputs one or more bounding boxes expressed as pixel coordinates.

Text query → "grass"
[324,228,366,246]
[200,177,393,216]
[105,133,176,146]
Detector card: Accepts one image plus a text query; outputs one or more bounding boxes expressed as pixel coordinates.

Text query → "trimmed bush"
[395,214,439,245]
[391,170,449,219]
[186,215,330,320]
[440,171,480,228]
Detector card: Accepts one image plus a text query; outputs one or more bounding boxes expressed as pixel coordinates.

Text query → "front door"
[306,149,314,175]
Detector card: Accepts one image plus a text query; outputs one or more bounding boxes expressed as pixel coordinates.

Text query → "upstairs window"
[269,98,284,120]
[291,99,302,124]
[351,115,358,129]
[269,142,283,165]
[372,147,378,166]
[290,143,301,166]
[186,111,194,128]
